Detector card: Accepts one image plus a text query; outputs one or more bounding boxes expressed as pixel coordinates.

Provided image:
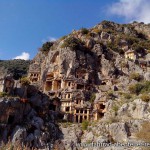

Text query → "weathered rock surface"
[118,99,150,119]
[0,91,63,149]
[1,20,150,150]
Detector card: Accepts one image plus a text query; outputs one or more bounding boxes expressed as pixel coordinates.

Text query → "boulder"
[29,94,42,107]
[11,126,27,144]
[144,72,150,81]
[96,136,108,143]
[31,116,44,129]
[82,132,94,143]
[109,123,130,142]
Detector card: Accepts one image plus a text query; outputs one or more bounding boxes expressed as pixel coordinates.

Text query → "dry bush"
[136,122,150,142]
[140,94,150,102]
[129,72,142,81]
[1,141,38,150]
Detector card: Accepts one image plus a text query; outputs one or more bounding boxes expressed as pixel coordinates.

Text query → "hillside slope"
[0,59,31,79]
[0,20,150,150]
[27,20,150,149]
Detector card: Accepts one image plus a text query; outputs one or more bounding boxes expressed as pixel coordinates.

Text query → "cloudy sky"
[0,0,149,60]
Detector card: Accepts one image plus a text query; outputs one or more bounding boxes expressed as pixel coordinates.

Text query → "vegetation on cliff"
[1,20,150,150]
[61,36,84,50]
[39,41,54,54]
[0,59,31,79]
[129,81,150,95]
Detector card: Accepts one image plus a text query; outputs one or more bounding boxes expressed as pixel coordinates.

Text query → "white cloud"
[48,36,57,42]
[13,52,30,60]
[42,36,57,43]
[109,0,150,23]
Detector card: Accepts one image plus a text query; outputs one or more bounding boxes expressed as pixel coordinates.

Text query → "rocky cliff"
[1,20,150,150]
[0,85,64,149]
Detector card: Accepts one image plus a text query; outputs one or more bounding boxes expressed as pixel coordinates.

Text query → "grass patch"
[90,93,96,103]
[81,120,89,130]
[123,93,132,99]
[129,72,142,81]
[129,81,150,95]
[107,116,119,124]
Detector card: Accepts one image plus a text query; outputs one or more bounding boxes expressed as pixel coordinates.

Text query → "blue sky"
[0,0,149,60]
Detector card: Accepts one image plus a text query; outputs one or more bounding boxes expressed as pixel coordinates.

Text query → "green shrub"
[139,40,150,50]
[129,81,150,95]
[112,105,119,112]
[118,91,124,95]
[124,36,139,45]
[80,28,89,35]
[129,73,142,81]
[0,92,8,97]
[107,91,115,99]
[40,41,54,53]
[61,37,83,50]
[20,77,30,86]
[129,83,144,95]
[81,120,89,130]
[107,41,124,54]
[141,94,150,102]
[141,81,150,93]
[101,20,115,30]
[121,61,127,68]
[135,46,145,54]
[123,93,132,99]
[107,91,114,97]
[90,93,96,103]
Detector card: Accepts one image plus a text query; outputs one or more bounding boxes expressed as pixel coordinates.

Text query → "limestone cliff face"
[30,21,150,89]
[43,47,97,84]
[133,22,150,39]
[29,52,45,73]
[28,21,150,123]
[1,20,150,149]
[28,52,46,89]
[27,21,150,150]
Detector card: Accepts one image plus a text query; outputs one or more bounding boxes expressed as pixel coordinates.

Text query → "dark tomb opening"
[76,115,78,122]
[49,104,56,111]
[99,112,104,118]
[80,116,83,123]
[77,84,84,89]
[8,115,15,124]
[100,104,105,109]
[66,107,70,112]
